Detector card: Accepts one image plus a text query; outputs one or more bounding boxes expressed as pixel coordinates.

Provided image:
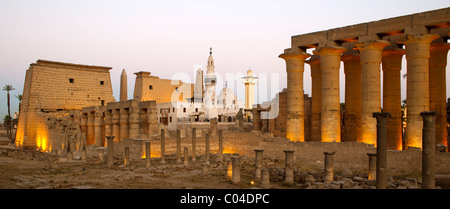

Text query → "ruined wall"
[15,60,115,150]
[133,71,195,103]
[117,130,450,174]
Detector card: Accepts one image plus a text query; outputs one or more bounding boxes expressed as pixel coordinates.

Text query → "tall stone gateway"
[15,60,115,151]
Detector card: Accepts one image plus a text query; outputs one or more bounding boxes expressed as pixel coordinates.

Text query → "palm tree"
[15,94,22,114]
[3,85,15,141]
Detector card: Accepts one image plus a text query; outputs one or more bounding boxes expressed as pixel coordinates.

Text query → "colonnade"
[280,32,449,150]
[80,100,158,146]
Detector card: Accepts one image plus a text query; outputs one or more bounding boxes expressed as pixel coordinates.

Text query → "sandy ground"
[0,147,293,189]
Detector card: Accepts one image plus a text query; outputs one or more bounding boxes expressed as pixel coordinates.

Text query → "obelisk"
[120,69,127,101]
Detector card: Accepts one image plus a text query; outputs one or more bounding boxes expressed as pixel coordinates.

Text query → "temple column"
[404,33,439,149]
[80,113,87,144]
[104,110,112,143]
[279,49,310,142]
[382,47,404,150]
[355,40,390,146]
[147,107,158,138]
[429,42,450,147]
[313,46,346,142]
[306,55,322,141]
[342,51,362,142]
[93,111,104,146]
[128,107,139,138]
[112,109,120,142]
[87,112,94,145]
[119,108,129,141]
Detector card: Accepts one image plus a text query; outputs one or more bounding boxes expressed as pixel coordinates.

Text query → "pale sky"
[0,0,449,118]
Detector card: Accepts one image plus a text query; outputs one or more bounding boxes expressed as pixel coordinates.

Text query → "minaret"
[242,69,258,109]
[120,69,127,101]
[204,48,217,107]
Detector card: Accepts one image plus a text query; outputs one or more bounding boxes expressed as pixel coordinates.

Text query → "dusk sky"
[1,0,449,118]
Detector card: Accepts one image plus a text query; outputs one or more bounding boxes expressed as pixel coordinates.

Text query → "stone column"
[341,52,362,142]
[367,153,377,180]
[313,46,346,142]
[106,136,115,167]
[87,112,94,145]
[252,109,261,131]
[260,169,271,189]
[145,141,151,168]
[232,157,241,184]
[284,150,295,184]
[124,146,130,165]
[176,129,182,163]
[373,112,391,189]
[192,128,197,162]
[306,55,322,142]
[119,109,129,141]
[404,33,439,149]
[218,130,223,160]
[429,43,450,147]
[160,129,166,164]
[205,133,210,163]
[80,113,88,143]
[323,152,335,183]
[279,49,310,142]
[382,47,405,150]
[94,111,104,146]
[355,40,390,145]
[128,107,140,138]
[254,149,264,181]
[147,107,158,138]
[104,110,112,142]
[112,109,120,142]
[421,111,436,189]
[227,160,233,180]
[184,147,189,166]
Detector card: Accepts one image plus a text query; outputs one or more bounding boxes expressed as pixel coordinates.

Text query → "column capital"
[372,112,391,118]
[279,49,310,61]
[313,46,346,56]
[420,111,437,117]
[324,151,335,155]
[430,42,450,52]
[354,40,390,51]
[404,33,440,46]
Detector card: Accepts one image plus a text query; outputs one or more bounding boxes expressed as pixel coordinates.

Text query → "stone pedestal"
[232,157,241,184]
[160,129,166,164]
[184,147,189,166]
[254,149,264,181]
[355,40,390,146]
[192,128,197,162]
[382,48,404,150]
[324,152,335,182]
[367,153,377,180]
[284,150,295,184]
[106,136,115,167]
[421,111,436,189]
[279,50,310,142]
[313,46,346,142]
[145,141,151,168]
[373,112,391,189]
[176,129,182,163]
[404,33,439,149]
[260,169,271,189]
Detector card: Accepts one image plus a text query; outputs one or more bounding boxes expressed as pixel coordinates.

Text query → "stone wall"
[117,130,450,174]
